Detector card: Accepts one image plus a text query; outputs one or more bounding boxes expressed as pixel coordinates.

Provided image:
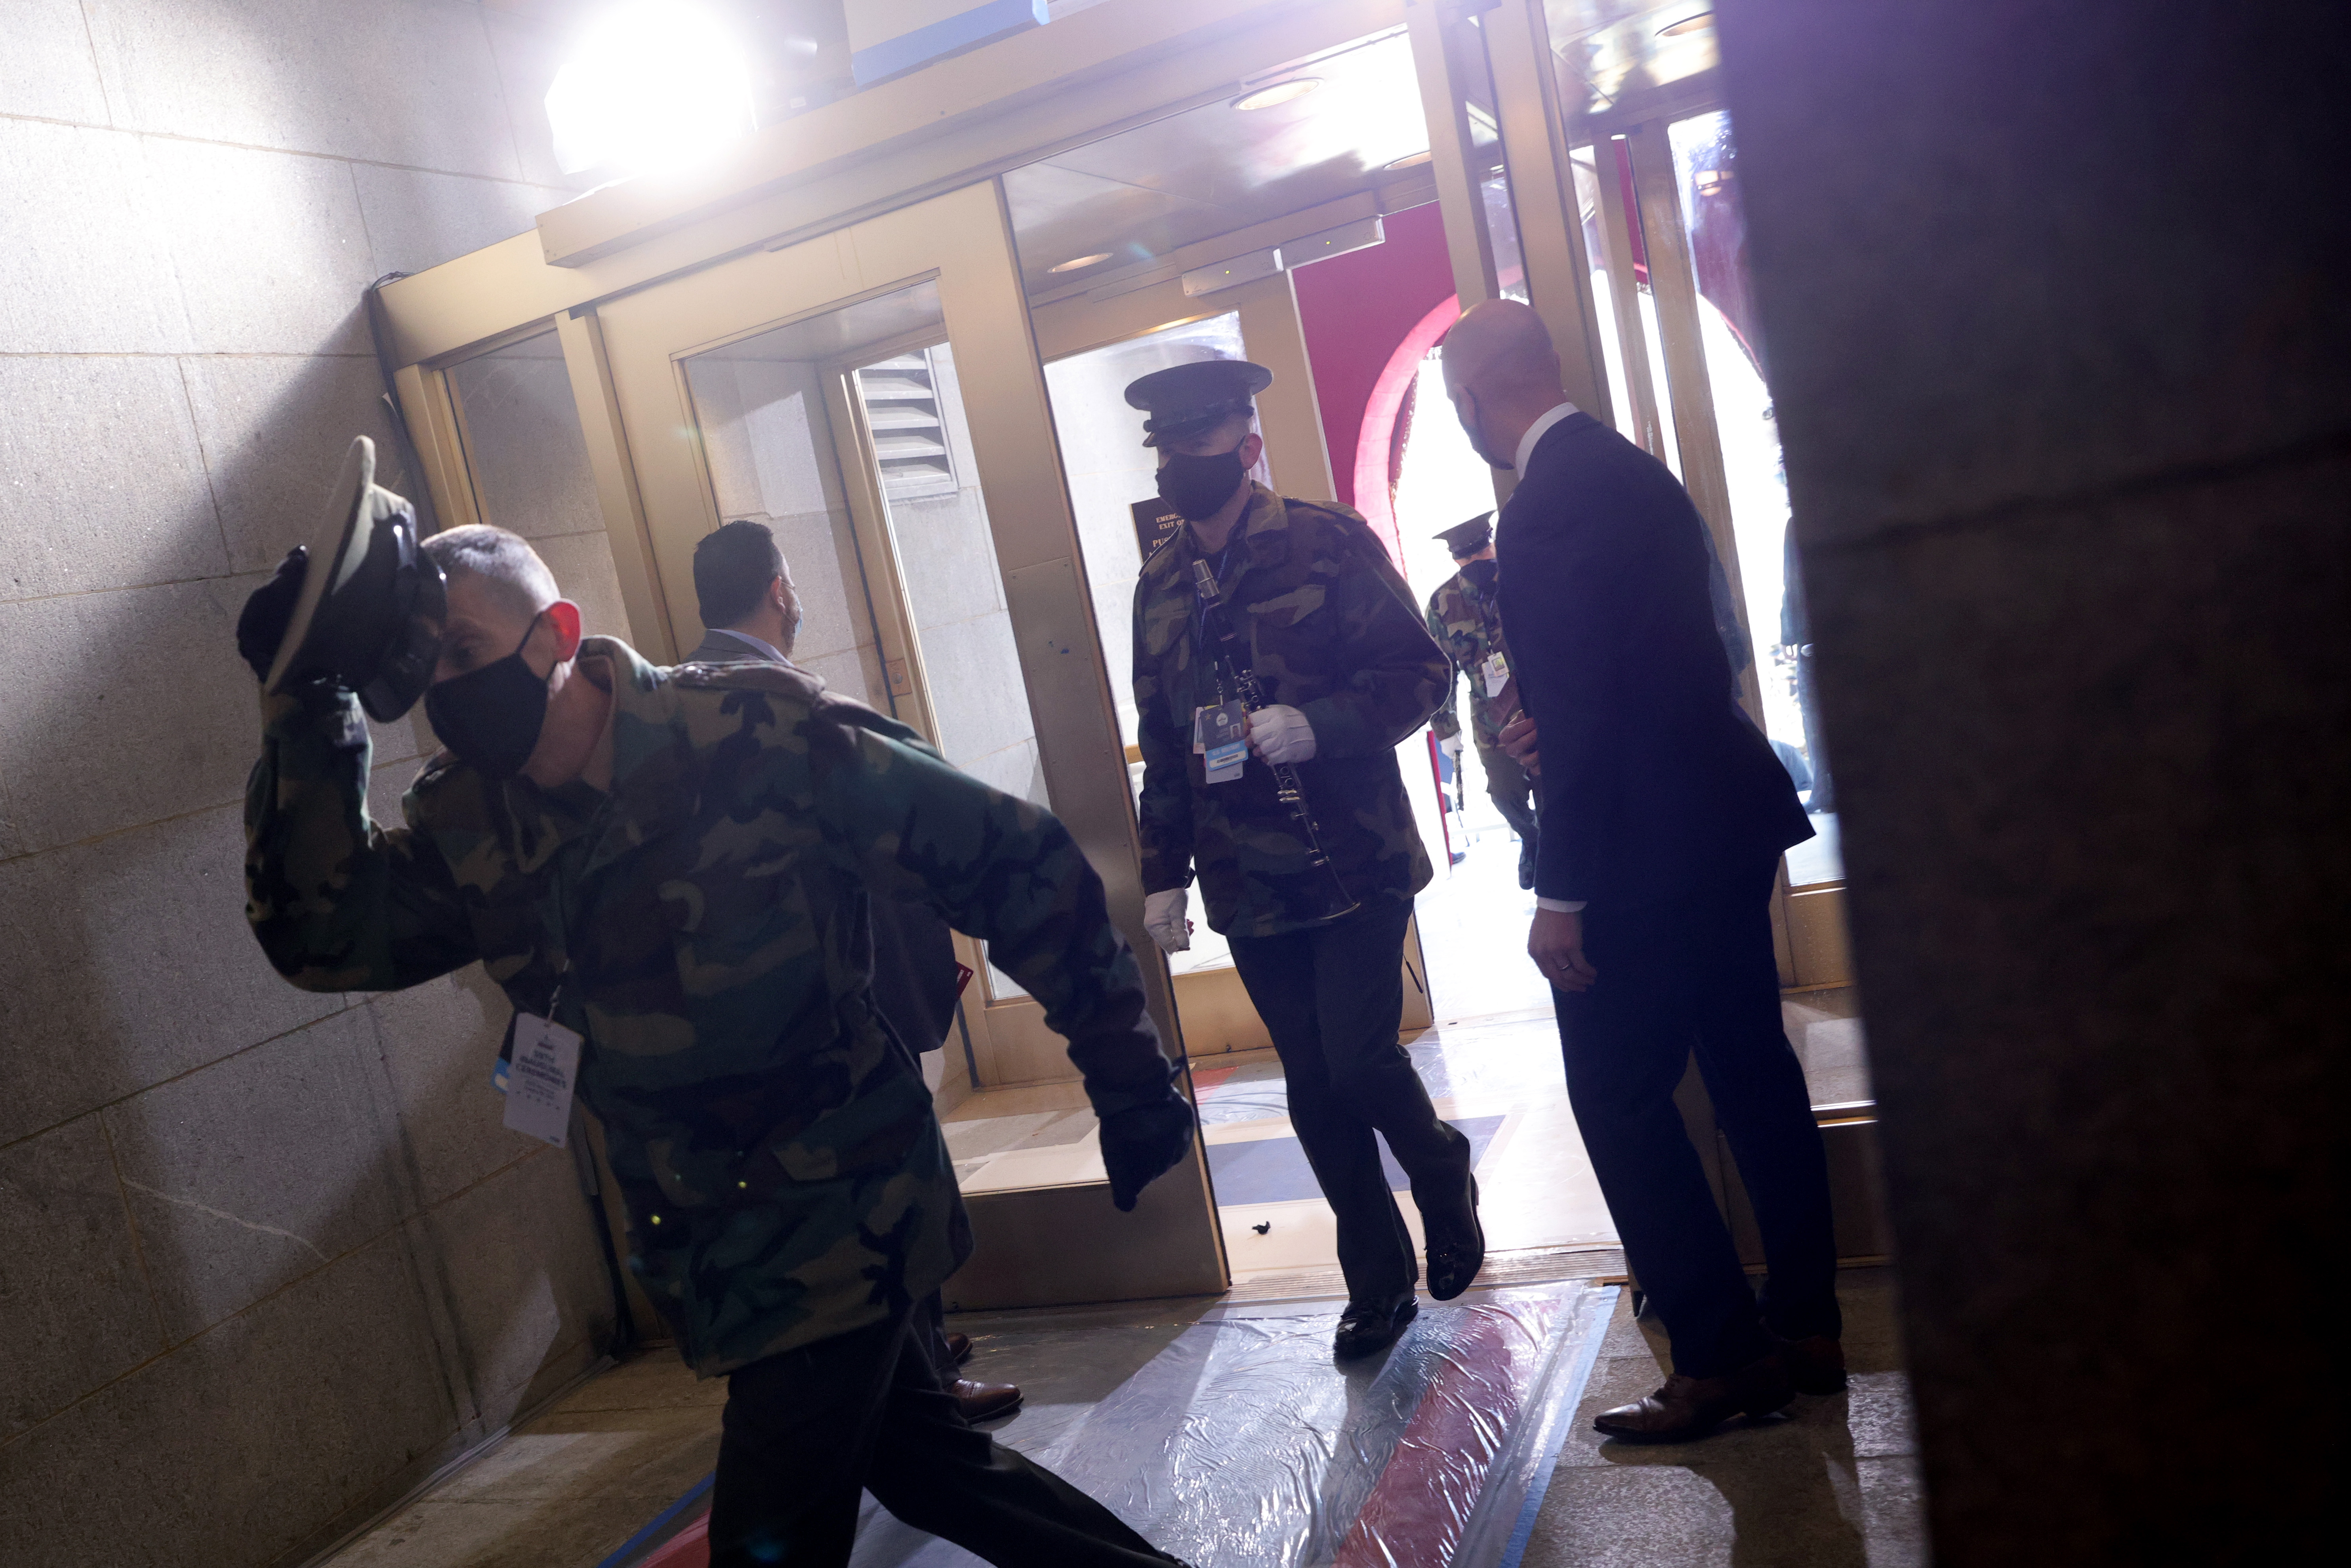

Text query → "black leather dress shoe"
[1335,1292,1419,1358]
[1422,1173,1485,1300]
[1777,1334,1847,1394]
[1592,1353,1795,1443]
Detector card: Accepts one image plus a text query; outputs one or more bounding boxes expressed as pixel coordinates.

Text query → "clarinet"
[1191,559,1360,920]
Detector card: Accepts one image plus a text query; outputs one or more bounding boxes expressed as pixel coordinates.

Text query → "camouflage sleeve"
[1131,583,1195,897]
[1426,599,1464,744]
[1298,534,1453,759]
[812,717,1177,1118]
[243,687,476,993]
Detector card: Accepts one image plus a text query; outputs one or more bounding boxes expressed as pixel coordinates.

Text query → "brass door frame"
[567,180,1228,1303]
[1029,265,1440,1049]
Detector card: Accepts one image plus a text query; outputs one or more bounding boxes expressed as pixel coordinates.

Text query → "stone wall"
[0,6,631,1565]
[1721,0,2344,1558]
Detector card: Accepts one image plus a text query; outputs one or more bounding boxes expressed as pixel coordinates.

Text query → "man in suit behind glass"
[689,520,1020,1425]
[1441,302,1842,1442]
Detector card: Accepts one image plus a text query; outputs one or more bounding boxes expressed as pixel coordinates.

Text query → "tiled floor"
[1521,1266,1924,1568]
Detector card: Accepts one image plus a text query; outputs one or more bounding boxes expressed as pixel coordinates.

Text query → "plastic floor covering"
[610,1279,1615,1568]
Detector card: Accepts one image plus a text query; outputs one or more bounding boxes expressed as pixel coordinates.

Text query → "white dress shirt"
[1512,401,1580,477]
[704,626,788,664]
[1510,401,1587,915]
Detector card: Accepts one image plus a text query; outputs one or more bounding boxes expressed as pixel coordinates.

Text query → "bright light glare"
[1232,78,1323,112]
[545,3,756,178]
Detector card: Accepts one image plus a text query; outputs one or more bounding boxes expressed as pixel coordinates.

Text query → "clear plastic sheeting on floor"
[848,1281,1616,1568]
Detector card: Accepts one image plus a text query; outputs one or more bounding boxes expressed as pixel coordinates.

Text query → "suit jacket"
[687,628,963,1052]
[1497,413,1811,909]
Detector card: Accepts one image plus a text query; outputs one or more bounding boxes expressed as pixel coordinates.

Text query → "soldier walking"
[1426,513,1542,890]
[1125,358,1485,1358]
[238,506,1196,1567]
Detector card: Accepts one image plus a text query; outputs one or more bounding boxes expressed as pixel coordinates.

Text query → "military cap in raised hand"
[1434,512,1495,558]
[1123,357,1274,447]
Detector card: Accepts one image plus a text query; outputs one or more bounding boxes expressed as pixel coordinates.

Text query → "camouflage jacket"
[246,638,1175,1376]
[1426,570,1515,750]
[1132,486,1448,938]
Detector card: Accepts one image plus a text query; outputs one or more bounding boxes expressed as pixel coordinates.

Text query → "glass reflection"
[1663,109,1840,879]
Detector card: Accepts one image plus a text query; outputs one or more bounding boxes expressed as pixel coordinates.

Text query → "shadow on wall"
[0,307,624,1564]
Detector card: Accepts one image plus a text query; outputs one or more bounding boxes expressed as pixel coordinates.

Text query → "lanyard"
[1189,533,1244,691]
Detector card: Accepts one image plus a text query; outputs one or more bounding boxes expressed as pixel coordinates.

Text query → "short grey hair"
[422,525,558,622]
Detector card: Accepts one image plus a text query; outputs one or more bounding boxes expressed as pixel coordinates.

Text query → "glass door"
[1522,1,1880,1261]
[587,181,1227,1310]
[1531,0,1853,989]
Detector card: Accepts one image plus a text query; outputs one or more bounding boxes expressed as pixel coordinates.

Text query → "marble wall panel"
[0,1227,462,1568]
[0,0,112,124]
[179,353,405,574]
[422,1149,614,1427]
[0,571,266,857]
[365,968,528,1211]
[104,1005,404,1341]
[145,135,378,356]
[0,354,228,602]
[0,117,192,355]
[0,803,347,1148]
[352,164,568,280]
[83,0,521,179]
[0,1114,164,1439]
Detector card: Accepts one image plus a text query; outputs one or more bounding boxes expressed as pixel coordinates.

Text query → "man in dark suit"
[1441,301,1842,1441]
[690,520,1020,1425]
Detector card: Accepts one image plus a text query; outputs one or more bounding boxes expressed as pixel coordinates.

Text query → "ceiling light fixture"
[1232,78,1323,111]
[1383,150,1434,171]
[544,2,756,178]
[1049,253,1113,273]
[1657,11,1715,36]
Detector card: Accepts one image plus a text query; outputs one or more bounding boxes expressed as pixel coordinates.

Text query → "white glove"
[1144,888,1192,953]
[1439,734,1464,759]
[1246,704,1317,765]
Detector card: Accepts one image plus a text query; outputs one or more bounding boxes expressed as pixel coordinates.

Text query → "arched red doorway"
[1350,295,1461,559]
[1289,201,1459,565]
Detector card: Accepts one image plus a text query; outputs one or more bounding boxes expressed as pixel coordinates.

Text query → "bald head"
[1442,299,1568,469]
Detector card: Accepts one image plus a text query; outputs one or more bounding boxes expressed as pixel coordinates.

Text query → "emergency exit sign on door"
[1132,498,1185,562]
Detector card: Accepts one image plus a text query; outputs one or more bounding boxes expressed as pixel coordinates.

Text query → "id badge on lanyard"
[494,1007,582,1148]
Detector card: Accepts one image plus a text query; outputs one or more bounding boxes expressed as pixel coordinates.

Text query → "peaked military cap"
[1434,512,1495,557]
[1123,357,1274,447]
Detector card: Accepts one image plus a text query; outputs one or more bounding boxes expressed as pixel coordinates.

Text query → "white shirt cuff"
[1536,897,1587,913]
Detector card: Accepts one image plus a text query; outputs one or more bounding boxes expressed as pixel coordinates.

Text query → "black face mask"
[1461,558,1499,593]
[423,615,550,781]
[1156,448,1248,522]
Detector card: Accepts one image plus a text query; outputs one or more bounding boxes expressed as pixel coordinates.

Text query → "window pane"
[446,331,630,640]
[1663,109,1840,882]
[1043,313,1249,981]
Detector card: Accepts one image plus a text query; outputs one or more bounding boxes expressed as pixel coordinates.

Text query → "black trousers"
[1228,898,1471,1300]
[708,1311,1171,1568]
[1555,855,1841,1378]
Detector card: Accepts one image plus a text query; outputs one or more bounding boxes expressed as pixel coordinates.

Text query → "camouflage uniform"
[1426,570,1515,750]
[1132,484,1449,937]
[246,637,1176,1378]
[1426,569,1543,855]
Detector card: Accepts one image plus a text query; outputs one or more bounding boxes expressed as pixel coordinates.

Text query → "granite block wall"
[0,6,635,1566]
[1719,0,2345,1559]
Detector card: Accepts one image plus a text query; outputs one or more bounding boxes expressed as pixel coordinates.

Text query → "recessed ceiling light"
[1383,150,1434,171]
[1657,11,1714,36]
[1049,252,1112,273]
[1232,78,1322,111]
